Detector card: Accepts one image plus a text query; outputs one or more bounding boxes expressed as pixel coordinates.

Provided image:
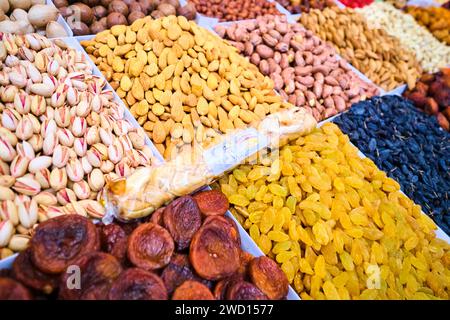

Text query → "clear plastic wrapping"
[104,107,317,221]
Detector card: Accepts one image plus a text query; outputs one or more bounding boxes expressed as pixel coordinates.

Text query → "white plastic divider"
[319,113,450,244]
[46,0,73,37]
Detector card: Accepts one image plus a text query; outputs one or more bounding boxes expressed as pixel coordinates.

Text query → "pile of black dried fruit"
[333,95,450,235]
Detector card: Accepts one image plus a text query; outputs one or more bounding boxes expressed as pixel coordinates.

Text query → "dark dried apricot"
[79,283,113,300]
[0,277,33,300]
[213,273,244,300]
[226,281,268,300]
[150,207,165,226]
[249,256,288,300]
[193,190,229,216]
[59,252,123,300]
[203,215,241,247]
[127,222,174,270]
[163,196,202,250]
[237,251,254,277]
[30,215,100,274]
[108,268,168,300]
[172,280,215,300]
[190,219,240,281]
[12,249,59,294]
[161,254,195,294]
[100,223,128,262]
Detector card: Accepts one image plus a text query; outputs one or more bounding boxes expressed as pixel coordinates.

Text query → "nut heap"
[356,2,450,73]
[188,0,281,22]
[54,0,197,36]
[216,122,450,300]
[299,7,422,91]
[0,33,154,258]
[277,0,336,14]
[404,68,450,131]
[215,15,379,121]
[81,16,295,160]
[0,1,68,37]
[405,6,450,46]
[0,191,289,300]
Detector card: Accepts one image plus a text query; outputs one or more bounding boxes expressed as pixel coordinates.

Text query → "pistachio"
[17,198,38,229]
[73,180,91,200]
[66,158,84,182]
[0,220,14,247]
[49,167,67,191]
[88,168,105,192]
[56,188,77,206]
[0,200,19,226]
[13,176,41,196]
[0,175,15,188]
[8,234,30,252]
[10,154,30,178]
[35,168,51,189]
[28,156,52,173]
[0,136,17,162]
[34,191,58,207]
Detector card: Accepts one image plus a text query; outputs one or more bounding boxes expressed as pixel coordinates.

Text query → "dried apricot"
[190,218,240,280]
[12,249,59,295]
[59,252,123,300]
[172,280,215,300]
[249,256,289,300]
[0,277,33,300]
[163,196,202,250]
[127,223,174,271]
[226,281,269,300]
[108,268,168,300]
[193,190,229,216]
[30,215,100,274]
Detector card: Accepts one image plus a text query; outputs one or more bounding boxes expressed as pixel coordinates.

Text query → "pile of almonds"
[81,16,295,160]
[0,34,154,258]
[299,7,422,90]
[188,0,281,22]
[215,15,379,121]
[404,68,450,131]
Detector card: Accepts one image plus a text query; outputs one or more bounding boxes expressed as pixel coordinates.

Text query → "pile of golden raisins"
[216,123,450,300]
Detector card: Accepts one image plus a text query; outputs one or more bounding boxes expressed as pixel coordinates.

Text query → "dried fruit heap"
[405,6,450,45]
[217,122,450,300]
[0,190,289,300]
[404,68,450,131]
[81,16,294,160]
